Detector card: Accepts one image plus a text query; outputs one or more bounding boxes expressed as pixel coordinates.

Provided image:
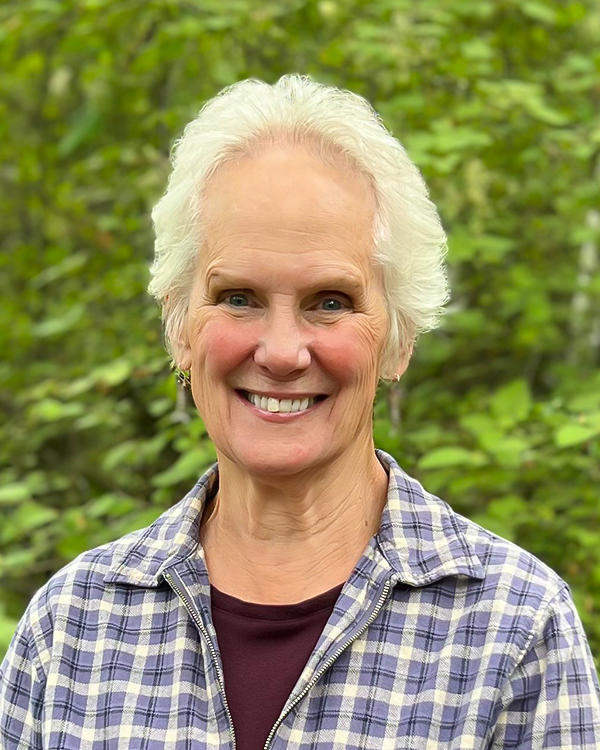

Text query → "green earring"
[172,365,192,391]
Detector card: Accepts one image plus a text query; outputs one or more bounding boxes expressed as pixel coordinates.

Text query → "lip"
[234,389,328,421]
[236,389,327,400]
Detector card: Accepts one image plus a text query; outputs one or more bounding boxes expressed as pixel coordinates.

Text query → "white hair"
[148,74,449,380]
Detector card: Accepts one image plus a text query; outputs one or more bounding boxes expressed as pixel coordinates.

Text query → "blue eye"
[321,298,344,311]
[225,293,249,307]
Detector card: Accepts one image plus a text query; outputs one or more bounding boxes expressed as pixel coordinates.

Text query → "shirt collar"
[104,449,484,588]
[104,466,218,587]
[374,449,485,585]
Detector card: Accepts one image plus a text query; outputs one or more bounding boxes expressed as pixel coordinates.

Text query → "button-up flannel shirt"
[1,449,599,749]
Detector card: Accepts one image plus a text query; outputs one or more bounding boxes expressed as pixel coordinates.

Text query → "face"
[178,142,407,476]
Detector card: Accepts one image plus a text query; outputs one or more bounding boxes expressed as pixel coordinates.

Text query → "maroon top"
[210,582,345,749]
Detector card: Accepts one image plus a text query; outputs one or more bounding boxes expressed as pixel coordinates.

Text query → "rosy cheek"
[198,317,256,374]
[313,322,378,382]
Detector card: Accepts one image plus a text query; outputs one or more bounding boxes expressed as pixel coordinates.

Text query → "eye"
[316,295,352,312]
[222,292,251,307]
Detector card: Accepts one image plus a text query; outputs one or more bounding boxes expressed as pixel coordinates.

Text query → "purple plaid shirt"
[2,449,599,749]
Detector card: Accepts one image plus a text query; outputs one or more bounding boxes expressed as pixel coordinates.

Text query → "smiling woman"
[176,140,394,487]
[1,75,599,750]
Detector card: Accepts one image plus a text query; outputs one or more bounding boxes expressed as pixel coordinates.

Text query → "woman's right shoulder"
[17,526,150,651]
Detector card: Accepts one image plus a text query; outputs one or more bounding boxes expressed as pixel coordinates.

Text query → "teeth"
[245,392,319,413]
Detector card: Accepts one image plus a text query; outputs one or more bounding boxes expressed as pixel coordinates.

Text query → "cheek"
[315,319,382,382]
[195,317,256,375]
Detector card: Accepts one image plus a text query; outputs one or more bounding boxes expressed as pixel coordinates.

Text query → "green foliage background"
[1,0,599,665]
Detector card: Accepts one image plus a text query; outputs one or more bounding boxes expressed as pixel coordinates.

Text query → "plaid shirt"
[2,449,599,749]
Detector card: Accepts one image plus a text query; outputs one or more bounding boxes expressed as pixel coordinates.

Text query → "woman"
[2,75,599,749]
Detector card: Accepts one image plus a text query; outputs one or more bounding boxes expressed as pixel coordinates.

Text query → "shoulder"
[11,517,175,682]
[15,468,212,666]
[45,524,151,596]
[379,449,566,613]
[458,510,565,601]
[449,509,574,653]
[9,463,214,673]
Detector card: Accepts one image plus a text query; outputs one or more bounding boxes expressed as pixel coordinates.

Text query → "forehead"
[199,143,377,277]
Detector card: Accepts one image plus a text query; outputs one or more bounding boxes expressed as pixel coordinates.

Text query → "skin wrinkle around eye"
[201,266,368,324]
[205,267,368,305]
[217,290,354,314]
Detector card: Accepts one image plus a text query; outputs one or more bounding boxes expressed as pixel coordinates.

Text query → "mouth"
[235,389,328,415]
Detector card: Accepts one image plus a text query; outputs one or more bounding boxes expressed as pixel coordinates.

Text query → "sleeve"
[0,609,46,750]
[490,584,600,749]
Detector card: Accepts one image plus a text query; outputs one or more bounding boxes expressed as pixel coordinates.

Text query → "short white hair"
[148,74,449,380]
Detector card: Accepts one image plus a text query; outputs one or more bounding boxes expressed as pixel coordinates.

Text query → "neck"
[200,441,389,604]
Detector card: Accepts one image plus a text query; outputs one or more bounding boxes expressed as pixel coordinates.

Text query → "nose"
[253,307,311,376]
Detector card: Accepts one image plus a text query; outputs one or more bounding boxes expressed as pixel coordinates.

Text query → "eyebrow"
[206,269,366,296]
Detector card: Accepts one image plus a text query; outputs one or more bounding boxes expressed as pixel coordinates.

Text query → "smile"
[236,390,328,416]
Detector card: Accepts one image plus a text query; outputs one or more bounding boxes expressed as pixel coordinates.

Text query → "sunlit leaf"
[419,447,487,469]
[31,304,85,338]
[152,448,215,488]
[555,423,600,448]
[490,380,532,424]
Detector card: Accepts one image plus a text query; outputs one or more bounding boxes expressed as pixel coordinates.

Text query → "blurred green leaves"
[1,0,600,667]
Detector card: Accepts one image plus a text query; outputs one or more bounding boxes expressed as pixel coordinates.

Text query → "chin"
[228,440,330,477]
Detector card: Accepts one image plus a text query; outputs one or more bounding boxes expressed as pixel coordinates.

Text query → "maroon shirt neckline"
[210,582,345,621]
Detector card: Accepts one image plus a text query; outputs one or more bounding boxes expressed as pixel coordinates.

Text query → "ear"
[176,342,193,372]
[166,294,193,370]
[393,341,413,381]
[174,321,193,370]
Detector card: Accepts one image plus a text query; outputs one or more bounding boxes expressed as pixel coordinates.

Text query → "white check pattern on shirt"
[1,449,599,749]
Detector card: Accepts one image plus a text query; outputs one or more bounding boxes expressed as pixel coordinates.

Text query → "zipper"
[262,579,392,750]
[163,570,237,750]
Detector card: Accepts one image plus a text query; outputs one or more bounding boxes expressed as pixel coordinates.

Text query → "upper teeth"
[244,392,318,413]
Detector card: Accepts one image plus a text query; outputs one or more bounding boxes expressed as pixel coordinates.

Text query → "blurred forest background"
[1,0,600,665]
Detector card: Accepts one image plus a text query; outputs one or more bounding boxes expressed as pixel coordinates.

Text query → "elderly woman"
[2,76,599,750]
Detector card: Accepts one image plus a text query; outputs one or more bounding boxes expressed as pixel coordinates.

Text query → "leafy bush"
[1,0,599,665]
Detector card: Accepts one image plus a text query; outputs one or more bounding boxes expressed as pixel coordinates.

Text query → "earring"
[172,365,192,391]
[394,374,401,382]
